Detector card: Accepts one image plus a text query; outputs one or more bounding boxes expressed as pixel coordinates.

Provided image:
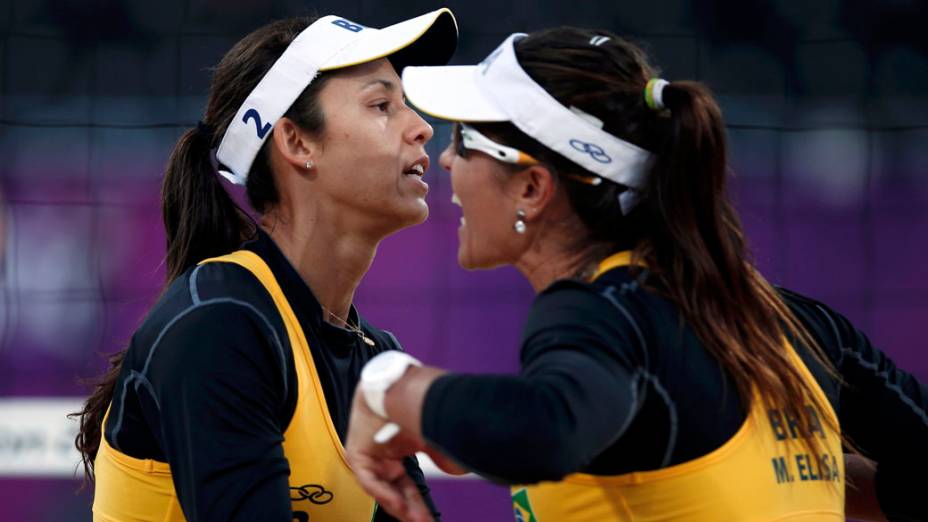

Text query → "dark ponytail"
[161,125,251,283]
[472,27,842,463]
[74,16,331,481]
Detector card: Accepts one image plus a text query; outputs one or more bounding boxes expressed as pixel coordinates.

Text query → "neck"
[511,201,614,292]
[514,239,600,293]
[260,208,379,326]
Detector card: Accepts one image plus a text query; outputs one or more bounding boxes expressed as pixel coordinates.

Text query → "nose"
[439,143,454,172]
[405,110,434,145]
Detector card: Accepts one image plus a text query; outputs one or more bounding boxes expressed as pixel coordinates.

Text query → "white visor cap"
[402,33,653,208]
[216,8,458,185]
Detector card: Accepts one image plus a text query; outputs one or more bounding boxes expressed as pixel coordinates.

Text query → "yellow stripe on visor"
[460,124,539,166]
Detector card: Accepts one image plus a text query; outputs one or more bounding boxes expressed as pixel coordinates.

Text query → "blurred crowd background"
[1,0,926,520]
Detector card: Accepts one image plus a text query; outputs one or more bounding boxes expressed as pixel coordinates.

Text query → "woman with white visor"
[345,27,928,522]
[74,9,458,522]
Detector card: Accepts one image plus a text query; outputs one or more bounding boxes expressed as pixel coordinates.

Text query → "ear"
[269,116,316,171]
[505,165,558,222]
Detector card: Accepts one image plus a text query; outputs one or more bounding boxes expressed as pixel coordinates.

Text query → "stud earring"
[305,160,314,170]
[514,209,527,234]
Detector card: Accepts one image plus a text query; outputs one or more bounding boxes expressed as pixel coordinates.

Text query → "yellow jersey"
[511,252,844,521]
[92,250,375,521]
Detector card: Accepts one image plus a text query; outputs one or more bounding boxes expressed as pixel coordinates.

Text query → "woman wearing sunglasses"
[345,27,928,522]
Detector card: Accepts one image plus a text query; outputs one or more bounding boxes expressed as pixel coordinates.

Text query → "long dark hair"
[73,16,332,481]
[473,27,841,462]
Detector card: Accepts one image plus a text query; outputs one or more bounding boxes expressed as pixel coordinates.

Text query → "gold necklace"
[320,305,375,347]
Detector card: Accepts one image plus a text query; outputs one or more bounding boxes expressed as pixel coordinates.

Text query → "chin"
[410,200,429,225]
[386,200,429,232]
[457,249,495,271]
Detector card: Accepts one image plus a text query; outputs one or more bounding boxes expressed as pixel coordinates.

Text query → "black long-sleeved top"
[423,265,928,521]
[103,229,438,521]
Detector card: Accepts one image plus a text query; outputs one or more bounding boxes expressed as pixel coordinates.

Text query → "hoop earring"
[514,209,527,234]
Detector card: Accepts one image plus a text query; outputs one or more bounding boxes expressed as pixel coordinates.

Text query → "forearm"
[418,373,579,482]
[836,326,928,520]
[378,346,637,484]
[420,360,635,483]
[845,454,886,522]
[382,365,447,440]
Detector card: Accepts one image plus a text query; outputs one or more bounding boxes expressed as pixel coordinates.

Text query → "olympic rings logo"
[569,139,612,164]
[290,484,334,505]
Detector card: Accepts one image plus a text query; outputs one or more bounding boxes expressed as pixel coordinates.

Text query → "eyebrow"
[361,79,397,92]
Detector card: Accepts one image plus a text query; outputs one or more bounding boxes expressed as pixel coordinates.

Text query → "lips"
[404,155,429,177]
[404,164,425,176]
[451,193,465,226]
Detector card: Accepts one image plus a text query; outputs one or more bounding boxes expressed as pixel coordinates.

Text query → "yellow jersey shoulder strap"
[199,250,277,289]
[197,250,300,329]
[200,249,376,521]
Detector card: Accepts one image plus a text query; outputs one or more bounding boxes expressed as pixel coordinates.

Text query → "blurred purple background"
[1,0,926,520]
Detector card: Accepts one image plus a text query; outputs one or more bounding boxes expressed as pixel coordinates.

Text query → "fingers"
[396,473,433,522]
[345,388,434,521]
[353,456,406,513]
[378,471,432,522]
[356,466,404,516]
[351,454,433,522]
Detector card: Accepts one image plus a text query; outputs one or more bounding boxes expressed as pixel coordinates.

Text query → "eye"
[374,101,390,112]
[452,126,468,159]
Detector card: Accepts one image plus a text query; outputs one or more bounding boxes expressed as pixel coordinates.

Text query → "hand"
[346,387,433,522]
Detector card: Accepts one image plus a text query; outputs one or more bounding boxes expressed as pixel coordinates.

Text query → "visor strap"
[477,33,652,190]
[216,16,364,184]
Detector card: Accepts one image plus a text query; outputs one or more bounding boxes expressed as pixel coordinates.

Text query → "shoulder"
[136,298,285,371]
[188,258,279,309]
[522,272,648,367]
[128,259,291,378]
[531,278,614,322]
[529,267,650,339]
[137,259,281,336]
[777,287,856,350]
[141,260,273,319]
[776,287,884,380]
